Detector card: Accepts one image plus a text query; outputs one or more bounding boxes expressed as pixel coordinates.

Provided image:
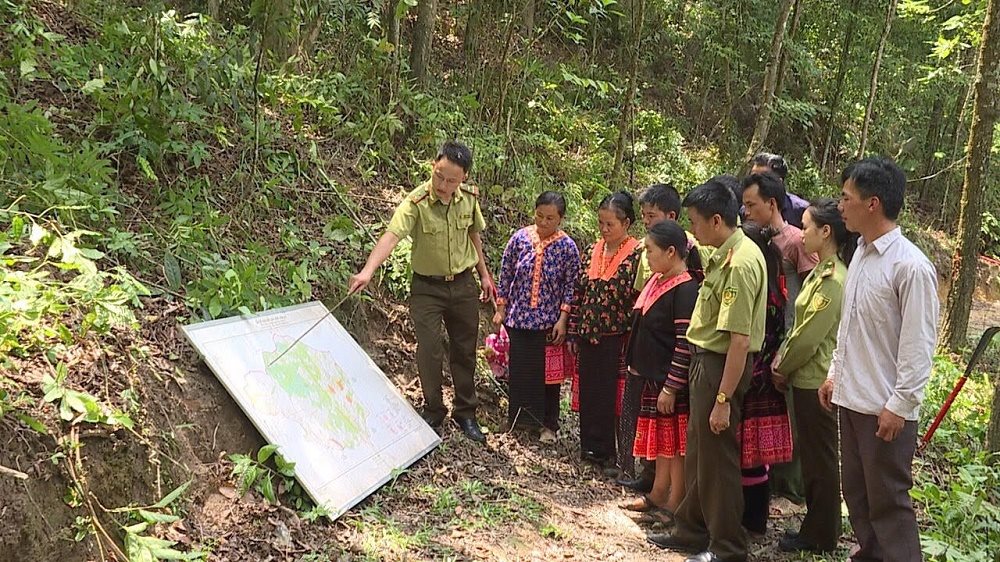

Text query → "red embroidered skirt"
[632,378,688,459]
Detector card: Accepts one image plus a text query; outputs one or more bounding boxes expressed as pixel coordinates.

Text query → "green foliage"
[0,210,149,358]
[228,445,324,514]
[41,360,134,427]
[119,480,207,561]
[914,355,1000,561]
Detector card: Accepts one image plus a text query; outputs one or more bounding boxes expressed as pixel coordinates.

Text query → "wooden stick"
[0,463,28,480]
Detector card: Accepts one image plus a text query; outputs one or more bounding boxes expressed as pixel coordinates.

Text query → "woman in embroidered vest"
[494,191,581,443]
[619,220,702,524]
[568,191,642,468]
[738,223,794,537]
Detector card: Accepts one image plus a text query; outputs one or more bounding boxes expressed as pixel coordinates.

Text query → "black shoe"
[684,552,721,562]
[778,534,831,553]
[782,528,800,539]
[616,475,654,493]
[420,411,444,427]
[453,417,486,443]
[646,533,703,552]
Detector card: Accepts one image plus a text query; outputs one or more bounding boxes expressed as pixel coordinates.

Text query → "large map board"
[181,302,440,519]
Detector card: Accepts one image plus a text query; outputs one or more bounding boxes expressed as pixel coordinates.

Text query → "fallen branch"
[0,463,28,480]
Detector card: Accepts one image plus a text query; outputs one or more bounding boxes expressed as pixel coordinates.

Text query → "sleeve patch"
[808,292,831,312]
[721,287,738,307]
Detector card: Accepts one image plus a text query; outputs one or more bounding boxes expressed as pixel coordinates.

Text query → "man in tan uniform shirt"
[349,141,495,443]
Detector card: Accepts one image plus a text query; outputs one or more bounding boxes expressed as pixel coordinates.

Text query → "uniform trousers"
[672,347,753,562]
[408,272,480,421]
[794,387,841,550]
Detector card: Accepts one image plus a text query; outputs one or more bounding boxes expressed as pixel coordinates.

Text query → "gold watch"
[716,391,730,404]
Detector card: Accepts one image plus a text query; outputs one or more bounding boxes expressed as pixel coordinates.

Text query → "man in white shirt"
[819,157,939,562]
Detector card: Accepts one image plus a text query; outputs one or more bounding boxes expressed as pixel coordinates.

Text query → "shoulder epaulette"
[460,183,479,197]
[820,261,836,278]
[723,247,735,267]
[410,188,430,204]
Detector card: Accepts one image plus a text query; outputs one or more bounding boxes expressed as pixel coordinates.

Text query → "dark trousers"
[506,327,547,428]
[840,407,920,562]
[770,389,805,503]
[795,387,841,550]
[577,335,622,459]
[616,371,644,476]
[673,348,753,562]
[408,273,480,420]
[741,466,769,534]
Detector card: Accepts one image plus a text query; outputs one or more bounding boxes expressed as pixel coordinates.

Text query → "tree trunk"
[989,369,1000,453]
[857,0,899,159]
[522,0,535,37]
[821,0,860,173]
[942,0,1000,352]
[773,0,803,96]
[744,0,796,162]
[917,95,944,200]
[463,0,483,61]
[611,0,646,190]
[410,0,439,85]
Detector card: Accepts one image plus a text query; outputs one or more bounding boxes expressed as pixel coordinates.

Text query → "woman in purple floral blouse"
[493,192,581,443]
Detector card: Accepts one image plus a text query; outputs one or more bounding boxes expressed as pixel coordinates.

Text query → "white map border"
[180,301,441,519]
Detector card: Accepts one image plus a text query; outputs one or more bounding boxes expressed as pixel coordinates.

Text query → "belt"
[413,269,473,283]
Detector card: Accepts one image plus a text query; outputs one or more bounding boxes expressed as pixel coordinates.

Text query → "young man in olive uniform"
[349,141,495,443]
[649,178,767,562]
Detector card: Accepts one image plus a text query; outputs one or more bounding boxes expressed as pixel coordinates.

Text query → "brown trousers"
[408,272,480,420]
[840,407,921,562]
[794,387,841,550]
[673,348,753,562]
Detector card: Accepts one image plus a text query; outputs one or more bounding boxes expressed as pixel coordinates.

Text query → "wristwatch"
[716,391,730,404]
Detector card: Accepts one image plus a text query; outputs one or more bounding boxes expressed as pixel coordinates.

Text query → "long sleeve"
[885,260,939,419]
[777,277,841,380]
[495,232,519,305]
[567,245,591,338]
[664,283,698,391]
[561,240,581,309]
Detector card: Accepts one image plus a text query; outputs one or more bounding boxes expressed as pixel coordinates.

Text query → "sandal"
[620,494,656,512]
[635,506,675,526]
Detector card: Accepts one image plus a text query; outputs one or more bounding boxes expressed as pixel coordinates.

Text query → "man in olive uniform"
[349,141,495,443]
[649,178,767,562]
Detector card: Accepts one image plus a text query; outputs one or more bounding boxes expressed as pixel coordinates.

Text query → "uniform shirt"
[775,256,846,389]
[386,181,486,276]
[826,228,939,421]
[771,223,819,332]
[686,229,767,354]
[495,225,580,331]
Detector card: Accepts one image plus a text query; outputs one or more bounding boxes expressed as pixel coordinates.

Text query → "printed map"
[181,302,440,519]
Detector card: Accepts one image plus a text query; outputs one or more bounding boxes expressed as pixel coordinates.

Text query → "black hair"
[807,197,859,266]
[840,156,906,220]
[639,183,681,216]
[681,176,740,228]
[598,191,636,226]
[435,140,473,173]
[752,152,788,180]
[646,220,703,272]
[742,171,787,213]
[741,222,784,306]
[535,191,567,217]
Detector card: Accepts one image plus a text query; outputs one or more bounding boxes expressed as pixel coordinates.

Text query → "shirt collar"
[426,181,464,205]
[708,228,744,269]
[859,226,901,255]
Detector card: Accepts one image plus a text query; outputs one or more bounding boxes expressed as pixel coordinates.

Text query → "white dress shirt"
[827,227,939,421]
